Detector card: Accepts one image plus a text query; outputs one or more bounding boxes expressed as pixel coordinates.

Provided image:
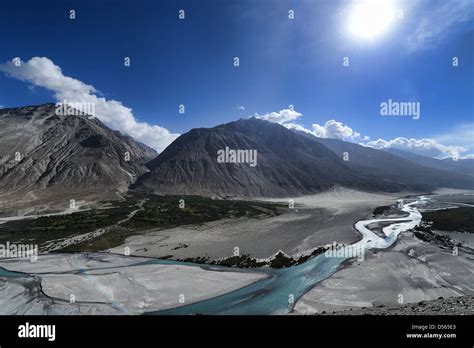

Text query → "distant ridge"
[383,147,474,177]
[294,130,474,191]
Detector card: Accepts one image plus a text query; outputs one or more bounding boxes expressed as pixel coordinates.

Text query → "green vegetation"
[180,254,268,268]
[122,195,280,230]
[422,207,474,233]
[269,252,295,268]
[214,254,267,268]
[0,193,283,252]
[181,247,328,269]
[372,206,391,217]
[57,226,134,253]
[295,246,327,264]
[0,205,135,245]
[414,229,455,248]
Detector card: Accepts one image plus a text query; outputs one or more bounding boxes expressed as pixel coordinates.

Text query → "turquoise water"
[149,253,348,315]
[0,199,422,315]
[0,255,347,315]
[150,200,422,315]
[0,267,28,278]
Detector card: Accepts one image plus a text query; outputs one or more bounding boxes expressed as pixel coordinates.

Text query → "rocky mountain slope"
[384,147,474,176]
[0,104,156,211]
[3,105,471,207]
[323,295,474,315]
[133,118,408,197]
[295,132,474,191]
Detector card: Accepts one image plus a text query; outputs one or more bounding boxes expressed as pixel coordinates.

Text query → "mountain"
[293,131,474,190]
[3,105,470,208]
[133,118,409,197]
[0,104,157,210]
[383,148,474,176]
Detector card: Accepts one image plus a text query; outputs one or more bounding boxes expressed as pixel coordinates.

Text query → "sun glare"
[348,0,396,40]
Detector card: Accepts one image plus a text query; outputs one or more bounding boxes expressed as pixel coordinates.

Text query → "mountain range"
[0,104,156,210]
[133,118,474,197]
[133,118,408,196]
[384,147,474,175]
[294,131,474,192]
[1,104,473,208]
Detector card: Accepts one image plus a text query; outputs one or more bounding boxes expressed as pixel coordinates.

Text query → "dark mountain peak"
[134,118,405,197]
[216,117,289,135]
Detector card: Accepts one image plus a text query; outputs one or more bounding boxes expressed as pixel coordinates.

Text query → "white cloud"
[365,137,467,159]
[237,105,246,111]
[283,122,313,133]
[406,0,474,52]
[256,108,473,159]
[311,120,369,141]
[366,123,474,159]
[255,108,369,142]
[0,57,179,152]
[255,108,303,124]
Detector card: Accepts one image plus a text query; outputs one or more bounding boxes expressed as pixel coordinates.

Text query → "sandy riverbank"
[108,188,400,260]
[294,228,474,314]
[0,253,267,315]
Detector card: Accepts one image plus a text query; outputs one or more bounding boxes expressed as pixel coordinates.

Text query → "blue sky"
[0,0,473,157]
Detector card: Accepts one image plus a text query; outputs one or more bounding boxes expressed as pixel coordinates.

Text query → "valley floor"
[108,188,399,260]
[0,188,472,315]
[294,188,474,314]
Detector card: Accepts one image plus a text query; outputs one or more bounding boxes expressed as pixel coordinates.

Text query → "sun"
[348,0,396,40]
